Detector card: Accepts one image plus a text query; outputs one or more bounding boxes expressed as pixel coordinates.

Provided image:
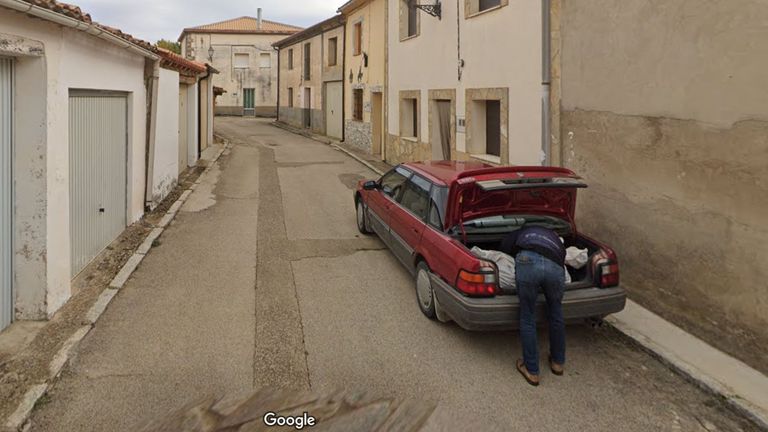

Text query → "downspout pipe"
[0,0,158,60]
[198,66,212,158]
[342,21,347,143]
[144,60,161,209]
[275,46,280,122]
[542,0,552,166]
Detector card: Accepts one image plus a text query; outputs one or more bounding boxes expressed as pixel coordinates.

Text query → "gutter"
[341,21,347,143]
[0,0,159,60]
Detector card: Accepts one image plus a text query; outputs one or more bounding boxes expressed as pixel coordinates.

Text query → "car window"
[399,176,431,220]
[428,186,448,229]
[379,166,411,200]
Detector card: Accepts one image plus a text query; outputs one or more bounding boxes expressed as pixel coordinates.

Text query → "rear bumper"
[431,275,626,331]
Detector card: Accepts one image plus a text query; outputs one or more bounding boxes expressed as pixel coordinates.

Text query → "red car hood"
[444,167,587,231]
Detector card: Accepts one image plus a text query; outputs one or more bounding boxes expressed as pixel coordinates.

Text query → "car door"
[366,166,411,247]
[388,174,432,274]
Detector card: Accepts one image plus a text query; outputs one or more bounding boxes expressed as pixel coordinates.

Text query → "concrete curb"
[607,301,768,430]
[4,140,231,432]
[272,120,767,429]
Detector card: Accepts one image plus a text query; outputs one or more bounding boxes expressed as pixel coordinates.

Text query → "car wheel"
[415,261,437,320]
[356,199,372,235]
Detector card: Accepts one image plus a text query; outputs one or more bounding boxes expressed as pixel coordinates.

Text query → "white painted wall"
[387,0,542,164]
[0,9,149,318]
[151,68,181,204]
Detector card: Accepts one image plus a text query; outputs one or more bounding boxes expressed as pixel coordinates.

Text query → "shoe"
[548,355,564,376]
[516,359,540,386]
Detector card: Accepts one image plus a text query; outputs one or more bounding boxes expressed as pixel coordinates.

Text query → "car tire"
[356,199,372,235]
[415,261,437,320]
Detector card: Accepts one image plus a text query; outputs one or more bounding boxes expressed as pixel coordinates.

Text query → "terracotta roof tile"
[19,0,156,54]
[182,16,303,36]
[157,48,208,75]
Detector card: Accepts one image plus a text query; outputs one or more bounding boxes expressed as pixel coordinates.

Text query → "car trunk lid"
[445,167,587,231]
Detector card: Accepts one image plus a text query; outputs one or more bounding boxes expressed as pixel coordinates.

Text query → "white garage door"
[69,92,128,277]
[0,57,12,330]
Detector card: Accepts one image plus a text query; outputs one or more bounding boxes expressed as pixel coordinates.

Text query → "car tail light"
[594,252,620,288]
[456,264,498,297]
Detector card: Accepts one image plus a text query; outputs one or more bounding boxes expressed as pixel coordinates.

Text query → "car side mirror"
[363,180,380,191]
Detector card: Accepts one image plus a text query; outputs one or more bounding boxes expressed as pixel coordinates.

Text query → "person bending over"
[500,225,566,386]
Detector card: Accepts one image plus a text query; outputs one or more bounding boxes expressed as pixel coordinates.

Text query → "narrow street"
[30,118,756,432]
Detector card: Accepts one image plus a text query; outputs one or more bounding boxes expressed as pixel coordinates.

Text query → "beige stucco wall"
[386,0,542,165]
[276,30,328,133]
[183,32,288,116]
[343,0,387,153]
[559,0,768,370]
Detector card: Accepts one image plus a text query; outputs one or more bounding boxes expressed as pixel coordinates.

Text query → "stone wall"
[385,134,430,165]
[560,0,768,372]
[345,120,372,153]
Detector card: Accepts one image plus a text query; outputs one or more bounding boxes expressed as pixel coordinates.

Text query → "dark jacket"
[500,226,565,267]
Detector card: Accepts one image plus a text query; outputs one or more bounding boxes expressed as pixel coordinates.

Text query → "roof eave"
[272,15,345,49]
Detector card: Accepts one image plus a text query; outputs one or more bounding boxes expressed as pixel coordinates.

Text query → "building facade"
[340,0,387,156]
[386,0,544,167]
[180,12,302,117]
[555,0,768,370]
[274,16,346,138]
[0,0,216,332]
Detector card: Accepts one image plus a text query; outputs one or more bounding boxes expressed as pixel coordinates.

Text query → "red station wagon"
[354,161,626,330]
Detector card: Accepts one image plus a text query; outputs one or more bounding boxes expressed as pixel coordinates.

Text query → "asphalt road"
[29,118,758,432]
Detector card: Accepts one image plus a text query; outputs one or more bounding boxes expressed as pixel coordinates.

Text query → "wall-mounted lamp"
[412,0,442,20]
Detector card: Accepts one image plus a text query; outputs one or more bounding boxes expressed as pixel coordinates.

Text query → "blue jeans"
[515,250,566,375]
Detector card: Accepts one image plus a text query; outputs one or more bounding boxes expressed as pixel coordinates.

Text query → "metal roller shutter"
[69,92,128,277]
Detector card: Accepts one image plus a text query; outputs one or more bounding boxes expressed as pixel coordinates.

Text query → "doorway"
[303,87,312,129]
[371,92,383,158]
[243,88,255,117]
[68,92,128,277]
[1,57,13,330]
[324,82,343,139]
[431,99,452,160]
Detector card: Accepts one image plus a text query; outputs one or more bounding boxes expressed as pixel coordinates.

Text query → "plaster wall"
[150,68,181,205]
[0,9,148,319]
[278,32,323,130]
[183,32,289,116]
[386,0,541,165]
[277,23,345,135]
[560,0,768,370]
[344,0,386,152]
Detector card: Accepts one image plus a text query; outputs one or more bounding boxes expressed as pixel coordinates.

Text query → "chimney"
[257,8,263,30]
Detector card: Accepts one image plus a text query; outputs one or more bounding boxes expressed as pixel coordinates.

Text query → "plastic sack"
[565,247,589,270]
[471,247,516,292]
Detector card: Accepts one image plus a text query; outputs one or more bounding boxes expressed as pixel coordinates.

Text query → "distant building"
[179,10,303,117]
[339,0,387,157]
[273,15,346,138]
